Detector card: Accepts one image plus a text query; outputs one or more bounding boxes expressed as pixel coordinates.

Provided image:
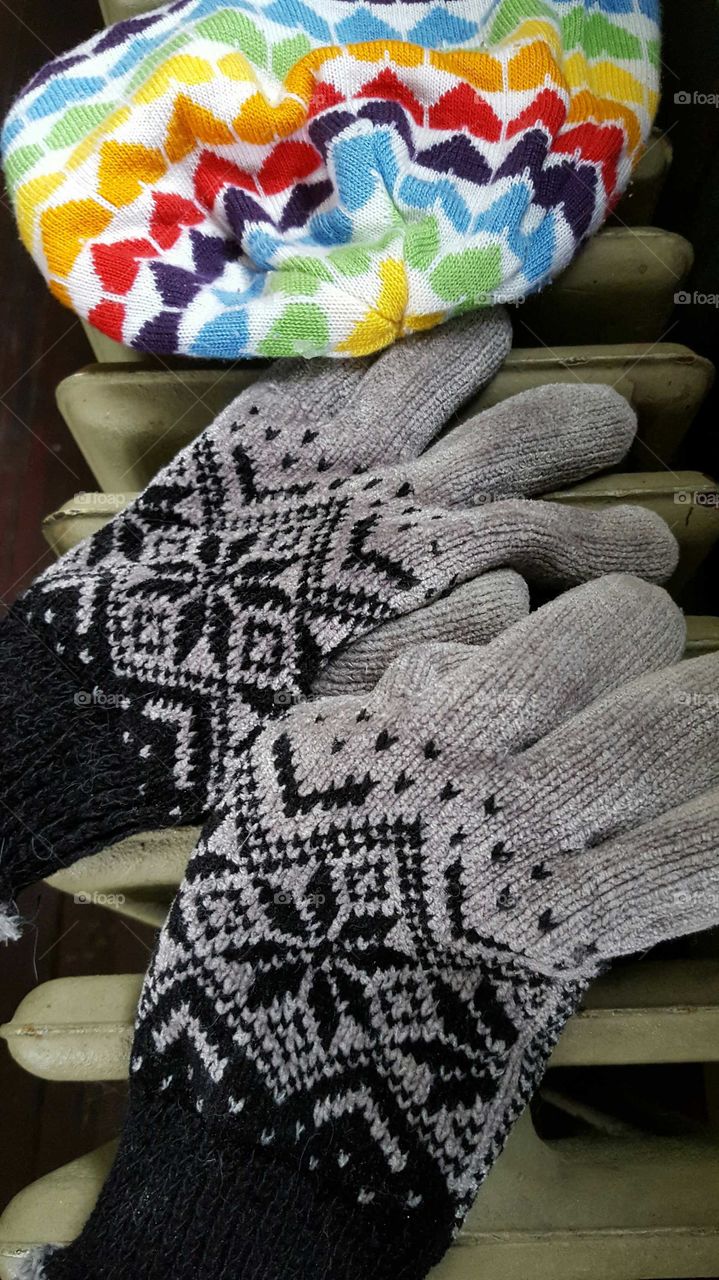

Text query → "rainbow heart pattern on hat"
[2,0,660,359]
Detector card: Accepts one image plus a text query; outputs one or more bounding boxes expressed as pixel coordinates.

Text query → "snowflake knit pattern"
[2,0,660,359]
[20,576,719,1280]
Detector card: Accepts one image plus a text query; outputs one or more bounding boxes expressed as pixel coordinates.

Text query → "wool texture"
[20,574,719,1280]
[0,317,678,934]
[0,314,680,936]
[3,0,660,358]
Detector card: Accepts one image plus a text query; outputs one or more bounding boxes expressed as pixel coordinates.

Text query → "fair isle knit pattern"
[3,0,660,358]
[0,318,681,943]
[1,312,514,935]
[23,576,719,1280]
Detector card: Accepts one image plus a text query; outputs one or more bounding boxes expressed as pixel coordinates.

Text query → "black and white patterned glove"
[23,575,719,1280]
[0,310,677,939]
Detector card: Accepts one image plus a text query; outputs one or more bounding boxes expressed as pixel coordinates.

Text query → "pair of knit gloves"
[4,311,719,1280]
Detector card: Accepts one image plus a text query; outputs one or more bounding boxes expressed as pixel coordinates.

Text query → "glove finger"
[518,786,719,973]
[332,308,512,469]
[387,499,678,597]
[361,640,476,702]
[421,575,685,761]
[406,383,636,508]
[313,570,529,697]
[316,502,676,691]
[507,650,719,856]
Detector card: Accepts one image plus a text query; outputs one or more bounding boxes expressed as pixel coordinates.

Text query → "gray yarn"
[1,308,678,938]
[135,576,717,1257]
[22,576,719,1280]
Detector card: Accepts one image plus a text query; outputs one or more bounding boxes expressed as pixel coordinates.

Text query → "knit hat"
[3,0,660,359]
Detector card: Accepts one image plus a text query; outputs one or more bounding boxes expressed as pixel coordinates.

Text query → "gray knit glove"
[29,575,719,1280]
[0,308,677,940]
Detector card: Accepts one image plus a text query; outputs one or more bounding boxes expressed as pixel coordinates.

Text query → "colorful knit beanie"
[3,0,660,359]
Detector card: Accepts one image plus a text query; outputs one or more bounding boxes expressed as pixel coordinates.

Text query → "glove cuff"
[0,605,203,928]
[22,1093,451,1280]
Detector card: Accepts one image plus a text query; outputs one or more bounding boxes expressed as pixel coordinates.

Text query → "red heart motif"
[554,121,622,197]
[194,151,258,210]
[91,239,157,295]
[429,83,502,141]
[358,67,424,127]
[258,141,322,196]
[150,192,205,250]
[308,80,346,120]
[89,299,126,344]
[507,88,567,140]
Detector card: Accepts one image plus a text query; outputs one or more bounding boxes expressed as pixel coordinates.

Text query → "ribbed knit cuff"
[0,607,203,928]
[20,1093,452,1280]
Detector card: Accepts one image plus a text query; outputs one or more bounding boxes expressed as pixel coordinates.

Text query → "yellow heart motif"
[98,142,167,208]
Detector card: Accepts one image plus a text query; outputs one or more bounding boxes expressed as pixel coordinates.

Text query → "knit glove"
[0,311,677,940]
[22,575,719,1280]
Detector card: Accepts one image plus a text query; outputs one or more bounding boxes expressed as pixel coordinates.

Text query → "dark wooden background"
[0,0,155,1215]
